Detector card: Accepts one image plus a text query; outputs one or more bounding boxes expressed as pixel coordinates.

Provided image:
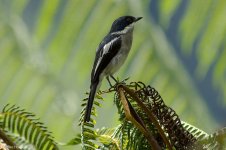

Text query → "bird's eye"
[126,18,132,23]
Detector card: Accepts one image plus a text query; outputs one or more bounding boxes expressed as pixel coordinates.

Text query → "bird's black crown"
[109,16,142,33]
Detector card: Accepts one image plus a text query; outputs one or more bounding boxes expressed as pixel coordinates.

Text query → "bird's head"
[109,16,142,34]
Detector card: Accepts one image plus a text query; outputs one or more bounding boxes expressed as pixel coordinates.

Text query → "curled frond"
[79,81,226,149]
[113,82,197,149]
[182,121,209,141]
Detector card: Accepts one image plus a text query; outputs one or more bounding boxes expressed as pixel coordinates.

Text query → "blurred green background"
[0,0,226,149]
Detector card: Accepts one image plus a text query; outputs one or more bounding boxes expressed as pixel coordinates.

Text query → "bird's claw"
[106,75,130,91]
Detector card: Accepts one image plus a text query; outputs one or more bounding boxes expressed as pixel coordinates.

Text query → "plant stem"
[120,84,173,150]
[118,86,161,150]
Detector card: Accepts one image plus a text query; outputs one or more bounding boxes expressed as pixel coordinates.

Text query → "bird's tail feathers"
[84,81,99,122]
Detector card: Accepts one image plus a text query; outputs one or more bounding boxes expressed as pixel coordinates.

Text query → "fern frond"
[182,121,209,141]
[66,134,81,145]
[1,104,58,150]
[8,133,35,150]
[79,92,106,149]
[77,81,226,149]
[79,92,105,125]
[198,127,226,149]
[96,127,120,150]
[113,82,199,149]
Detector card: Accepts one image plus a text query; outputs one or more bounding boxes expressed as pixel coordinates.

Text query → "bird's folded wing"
[91,34,121,83]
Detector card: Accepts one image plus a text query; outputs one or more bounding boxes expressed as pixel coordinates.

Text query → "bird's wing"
[91,34,121,83]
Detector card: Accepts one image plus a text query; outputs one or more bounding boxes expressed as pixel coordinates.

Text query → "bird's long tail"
[84,81,99,122]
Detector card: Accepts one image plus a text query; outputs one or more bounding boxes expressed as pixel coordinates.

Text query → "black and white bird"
[84,16,142,122]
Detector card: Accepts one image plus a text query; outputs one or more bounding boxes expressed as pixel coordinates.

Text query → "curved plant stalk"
[78,81,226,149]
[118,84,173,150]
[117,86,161,150]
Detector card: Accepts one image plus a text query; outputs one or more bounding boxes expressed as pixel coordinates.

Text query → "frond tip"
[0,104,58,150]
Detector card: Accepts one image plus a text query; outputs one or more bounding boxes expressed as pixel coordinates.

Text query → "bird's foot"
[106,76,115,88]
[114,76,130,86]
[110,75,119,83]
[106,75,130,91]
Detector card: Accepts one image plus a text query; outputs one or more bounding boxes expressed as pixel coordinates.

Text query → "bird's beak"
[134,17,143,22]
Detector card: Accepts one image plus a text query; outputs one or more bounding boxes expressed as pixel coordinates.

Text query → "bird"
[84,16,142,122]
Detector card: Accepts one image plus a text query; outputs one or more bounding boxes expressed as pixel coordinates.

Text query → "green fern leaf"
[182,121,209,141]
[79,92,106,149]
[0,104,58,150]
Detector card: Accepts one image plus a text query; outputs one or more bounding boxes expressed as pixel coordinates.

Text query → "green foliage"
[0,82,225,149]
[79,93,105,150]
[0,104,58,150]
[0,0,226,150]
[78,82,226,149]
[182,121,209,141]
